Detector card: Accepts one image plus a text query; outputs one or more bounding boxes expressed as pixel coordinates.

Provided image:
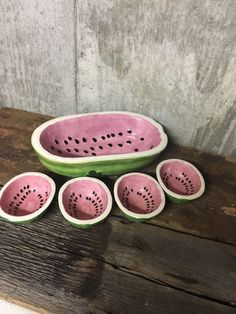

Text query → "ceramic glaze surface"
[40,114,161,157]
[62,179,108,220]
[160,160,201,195]
[117,174,162,214]
[0,175,52,216]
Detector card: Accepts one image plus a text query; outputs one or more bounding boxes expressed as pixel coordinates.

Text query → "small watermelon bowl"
[31,112,168,177]
[156,159,205,203]
[58,177,112,228]
[114,173,165,221]
[0,172,56,224]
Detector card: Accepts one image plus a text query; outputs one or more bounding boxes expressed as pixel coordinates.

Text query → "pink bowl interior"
[40,114,161,157]
[159,160,202,195]
[117,175,163,214]
[0,175,52,216]
[62,180,109,220]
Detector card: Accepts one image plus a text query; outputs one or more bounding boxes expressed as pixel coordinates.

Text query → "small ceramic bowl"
[58,177,112,228]
[156,159,205,203]
[0,172,56,223]
[114,172,165,221]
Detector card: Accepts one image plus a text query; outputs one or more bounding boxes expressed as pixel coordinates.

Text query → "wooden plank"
[1,203,235,305]
[0,109,236,313]
[0,107,236,246]
[0,0,76,116]
[0,219,235,314]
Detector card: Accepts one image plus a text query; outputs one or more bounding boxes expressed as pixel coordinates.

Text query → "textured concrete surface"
[0,0,235,156]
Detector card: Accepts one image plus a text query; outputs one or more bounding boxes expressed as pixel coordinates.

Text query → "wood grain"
[0,108,236,313]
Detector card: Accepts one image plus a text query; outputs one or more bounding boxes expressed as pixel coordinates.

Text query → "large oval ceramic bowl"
[31,112,168,177]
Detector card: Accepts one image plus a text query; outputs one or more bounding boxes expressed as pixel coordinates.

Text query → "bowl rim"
[0,172,56,222]
[31,111,168,164]
[114,172,165,219]
[58,177,113,226]
[156,159,205,200]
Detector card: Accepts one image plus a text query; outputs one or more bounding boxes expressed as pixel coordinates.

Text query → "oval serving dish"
[31,112,168,177]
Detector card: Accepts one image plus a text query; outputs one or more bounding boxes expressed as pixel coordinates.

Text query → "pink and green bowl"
[156,159,205,203]
[31,112,168,177]
[58,177,112,228]
[0,172,56,224]
[114,172,165,221]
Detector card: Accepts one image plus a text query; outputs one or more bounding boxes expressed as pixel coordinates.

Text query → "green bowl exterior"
[166,193,189,204]
[35,151,157,177]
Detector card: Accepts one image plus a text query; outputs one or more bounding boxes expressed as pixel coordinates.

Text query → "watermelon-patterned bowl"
[58,177,112,228]
[114,173,165,221]
[31,112,168,177]
[156,159,205,203]
[0,172,56,224]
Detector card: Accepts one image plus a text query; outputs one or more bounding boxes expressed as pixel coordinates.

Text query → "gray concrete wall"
[0,0,235,156]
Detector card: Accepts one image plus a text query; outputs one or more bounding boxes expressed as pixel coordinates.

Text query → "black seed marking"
[118,132,123,136]
[92,152,96,156]
[24,186,26,190]
[90,147,95,151]
[107,134,111,138]
[98,146,103,150]
[134,148,139,152]
[64,140,68,145]
[111,133,115,137]
[108,143,113,147]
[26,192,29,195]
[21,198,24,201]
[66,148,71,152]
[92,200,95,204]
[74,139,80,144]
[150,145,154,149]
[68,137,72,141]
[86,197,88,200]
[101,136,105,140]
[14,196,17,200]
[51,146,55,150]
[55,139,59,144]
[181,180,184,183]
[82,137,87,143]
[126,140,131,144]
[10,204,12,207]
[131,189,134,192]
[74,148,79,152]
[84,150,88,154]
[127,129,132,134]
[93,191,95,194]
[20,189,23,193]
[79,194,82,198]
[140,137,144,141]
[97,197,99,200]
[99,200,102,203]
[88,197,91,201]
[118,143,123,147]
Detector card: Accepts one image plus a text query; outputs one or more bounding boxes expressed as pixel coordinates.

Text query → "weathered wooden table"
[0,107,236,314]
